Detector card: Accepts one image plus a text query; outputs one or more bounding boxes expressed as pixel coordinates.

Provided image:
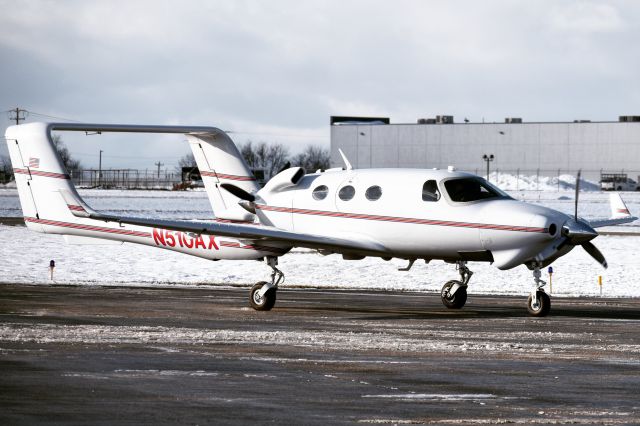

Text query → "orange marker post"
[598,275,603,296]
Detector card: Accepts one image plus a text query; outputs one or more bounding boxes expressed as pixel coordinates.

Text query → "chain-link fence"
[71,169,182,189]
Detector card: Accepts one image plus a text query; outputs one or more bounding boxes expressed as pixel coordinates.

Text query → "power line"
[24,111,82,122]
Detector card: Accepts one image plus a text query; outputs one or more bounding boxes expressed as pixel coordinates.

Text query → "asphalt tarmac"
[1,284,640,425]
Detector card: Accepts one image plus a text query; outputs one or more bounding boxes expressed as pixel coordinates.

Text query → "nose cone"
[562,218,598,244]
[480,200,562,236]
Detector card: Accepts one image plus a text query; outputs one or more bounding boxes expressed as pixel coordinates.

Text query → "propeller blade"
[574,169,581,220]
[582,241,608,269]
[220,183,255,202]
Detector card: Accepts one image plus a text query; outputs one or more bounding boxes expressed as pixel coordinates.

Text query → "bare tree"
[52,134,82,174]
[0,154,12,183]
[240,141,290,179]
[176,152,197,173]
[290,145,331,172]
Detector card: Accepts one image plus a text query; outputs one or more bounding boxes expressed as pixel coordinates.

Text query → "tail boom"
[4,122,278,261]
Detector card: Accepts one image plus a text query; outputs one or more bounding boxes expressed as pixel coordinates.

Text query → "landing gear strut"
[441,261,473,309]
[527,265,550,317]
[249,256,284,311]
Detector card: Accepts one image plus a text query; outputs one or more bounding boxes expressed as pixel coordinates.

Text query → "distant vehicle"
[600,173,638,191]
[6,122,637,317]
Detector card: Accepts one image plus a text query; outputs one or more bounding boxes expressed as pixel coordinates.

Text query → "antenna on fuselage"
[338,149,353,170]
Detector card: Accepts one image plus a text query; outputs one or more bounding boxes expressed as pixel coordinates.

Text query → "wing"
[101,215,388,257]
[585,193,637,229]
[60,190,389,257]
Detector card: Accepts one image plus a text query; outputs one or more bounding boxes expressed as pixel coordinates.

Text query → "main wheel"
[250,281,277,311]
[527,291,550,317]
[441,280,467,309]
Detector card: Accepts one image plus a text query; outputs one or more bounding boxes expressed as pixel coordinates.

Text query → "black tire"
[250,281,277,311]
[527,291,550,317]
[441,280,467,309]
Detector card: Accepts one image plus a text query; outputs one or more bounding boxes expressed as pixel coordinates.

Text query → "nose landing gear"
[441,261,473,309]
[249,256,284,311]
[527,265,550,317]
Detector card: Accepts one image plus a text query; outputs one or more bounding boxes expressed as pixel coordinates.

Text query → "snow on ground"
[1,184,639,297]
[3,321,638,355]
[0,223,637,298]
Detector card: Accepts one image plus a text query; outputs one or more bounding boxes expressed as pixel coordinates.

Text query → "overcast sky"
[2,0,639,169]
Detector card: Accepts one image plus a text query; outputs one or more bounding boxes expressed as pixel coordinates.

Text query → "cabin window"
[365,185,382,201]
[444,177,508,202]
[338,185,356,201]
[312,185,329,200]
[422,180,440,202]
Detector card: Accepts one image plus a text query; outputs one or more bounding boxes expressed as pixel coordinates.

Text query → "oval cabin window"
[312,185,329,200]
[365,185,382,201]
[338,185,356,201]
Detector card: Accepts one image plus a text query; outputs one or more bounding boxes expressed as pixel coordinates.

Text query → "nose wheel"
[527,291,550,316]
[527,265,551,316]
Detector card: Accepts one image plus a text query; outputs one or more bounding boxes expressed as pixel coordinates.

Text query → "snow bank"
[490,172,600,191]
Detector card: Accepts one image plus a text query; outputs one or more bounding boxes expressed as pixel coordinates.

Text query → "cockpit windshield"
[444,178,510,202]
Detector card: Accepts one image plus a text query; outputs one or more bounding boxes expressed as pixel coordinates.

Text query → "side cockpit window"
[444,178,508,202]
[422,180,440,202]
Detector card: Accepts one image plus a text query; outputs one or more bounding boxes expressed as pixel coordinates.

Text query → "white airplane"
[5,122,637,316]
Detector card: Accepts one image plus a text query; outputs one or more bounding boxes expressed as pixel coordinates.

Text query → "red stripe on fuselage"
[25,217,152,238]
[24,217,286,255]
[256,205,548,234]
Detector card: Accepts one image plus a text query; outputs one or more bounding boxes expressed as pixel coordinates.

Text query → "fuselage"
[256,168,570,269]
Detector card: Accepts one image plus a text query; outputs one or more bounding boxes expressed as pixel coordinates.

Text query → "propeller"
[582,241,608,269]
[220,183,255,202]
[220,183,256,214]
[561,169,607,268]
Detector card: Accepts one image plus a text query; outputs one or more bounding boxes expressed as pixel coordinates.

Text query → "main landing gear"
[249,256,284,311]
[440,261,551,316]
[527,265,551,317]
[441,261,472,309]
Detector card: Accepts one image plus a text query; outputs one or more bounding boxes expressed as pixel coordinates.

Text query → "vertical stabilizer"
[187,132,259,222]
[5,122,83,233]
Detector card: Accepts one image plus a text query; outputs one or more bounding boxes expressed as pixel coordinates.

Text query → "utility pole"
[98,150,103,187]
[482,154,494,181]
[155,161,164,179]
[8,107,27,125]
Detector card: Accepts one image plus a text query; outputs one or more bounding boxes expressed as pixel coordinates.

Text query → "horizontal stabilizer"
[587,193,637,228]
[59,189,96,218]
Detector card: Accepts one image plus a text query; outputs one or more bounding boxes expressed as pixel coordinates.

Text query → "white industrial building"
[330,116,640,183]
